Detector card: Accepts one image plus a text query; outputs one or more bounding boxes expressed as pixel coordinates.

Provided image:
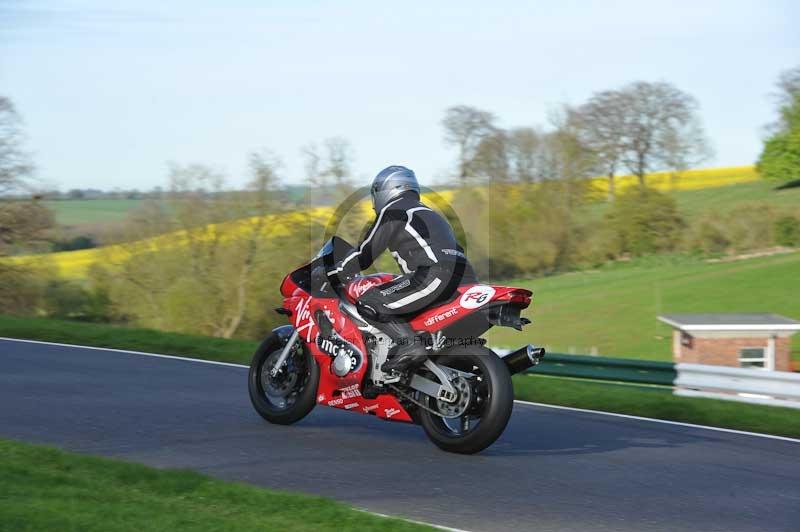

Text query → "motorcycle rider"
[326,165,477,374]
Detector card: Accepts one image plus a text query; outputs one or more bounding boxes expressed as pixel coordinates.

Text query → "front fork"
[269,329,299,377]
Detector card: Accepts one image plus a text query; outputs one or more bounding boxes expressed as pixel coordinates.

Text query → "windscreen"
[288,236,356,294]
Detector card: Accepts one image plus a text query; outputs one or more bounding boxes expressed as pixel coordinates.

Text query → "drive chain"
[388,384,450,418]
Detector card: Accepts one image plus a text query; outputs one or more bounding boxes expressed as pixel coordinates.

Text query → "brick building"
[658,313,800,372]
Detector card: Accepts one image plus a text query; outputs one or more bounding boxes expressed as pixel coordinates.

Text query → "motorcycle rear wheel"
[248,330,319,425]
[418,346,513,454]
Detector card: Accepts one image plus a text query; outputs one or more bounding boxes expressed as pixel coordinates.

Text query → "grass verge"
[0,438,432,532]
[513,374,800,439]
[0,315,257,365]
[2,315,798,440]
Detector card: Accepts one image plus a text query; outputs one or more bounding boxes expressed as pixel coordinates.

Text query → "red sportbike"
[248,237,544,454]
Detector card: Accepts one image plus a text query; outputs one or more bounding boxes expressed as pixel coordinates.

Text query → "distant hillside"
[9,164,780,278]
[41,184,350,227]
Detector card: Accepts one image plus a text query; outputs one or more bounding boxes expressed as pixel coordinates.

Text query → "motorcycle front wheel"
[248,330,319,425]
[418,346,513,454]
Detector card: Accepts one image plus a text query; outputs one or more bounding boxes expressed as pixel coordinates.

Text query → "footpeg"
[382,373,402,384]
[362,383,384,399]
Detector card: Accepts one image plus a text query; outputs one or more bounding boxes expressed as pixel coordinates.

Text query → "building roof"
[658,313,800,332]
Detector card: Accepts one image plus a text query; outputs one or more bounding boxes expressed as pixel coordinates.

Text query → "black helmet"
[370,165,419,212]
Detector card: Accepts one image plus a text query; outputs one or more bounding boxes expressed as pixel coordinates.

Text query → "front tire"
[418,346,513,454]
[248,331,319,425]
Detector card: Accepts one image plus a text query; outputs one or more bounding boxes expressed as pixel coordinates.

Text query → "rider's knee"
[355,298,381,322]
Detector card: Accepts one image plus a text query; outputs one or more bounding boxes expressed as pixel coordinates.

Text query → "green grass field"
[43,199,145,225]
[486,250,800,360]
[669,179,800,217]
[2,315,798,438]
[0,439,432,532]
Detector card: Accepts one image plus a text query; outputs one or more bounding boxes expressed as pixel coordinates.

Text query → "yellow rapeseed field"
[586,165,759,198]
[10,165,758,279]
[8,206,340,278]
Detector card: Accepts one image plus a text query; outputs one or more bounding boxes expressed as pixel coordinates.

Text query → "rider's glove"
[327,261,357,283]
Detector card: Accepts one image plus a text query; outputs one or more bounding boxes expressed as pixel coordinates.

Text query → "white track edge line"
[357,509,472,532]
[513,399,800,444]
[3,337,799,444]
[0,337,249,368]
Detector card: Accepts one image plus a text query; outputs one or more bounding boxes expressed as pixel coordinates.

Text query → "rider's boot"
[382,341,428,373]
[377,321,428,374]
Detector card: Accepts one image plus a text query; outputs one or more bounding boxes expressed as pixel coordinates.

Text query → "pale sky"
[1,0,798,191]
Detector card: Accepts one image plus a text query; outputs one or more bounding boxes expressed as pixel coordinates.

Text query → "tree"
[453,177,580,279]
[0,96,53,315]
[574,91,627,199]
[660,115,713,187]
[248,149,282,209]
[442,105,497,185]
[470,129,510,183]
[323,136,353,196]
[220,151,283,338]
[605,187,685,256]
[507,127,544,183]
[0,97,53,253]
[95,159,315,339]
[300,142,327,205]
[616,81,710,185]
[773,66,800,122]
[546,106,596,186]
[300,137,354,203]
[757,94,800,182]
[0,97,35,195]
[758,66,800,182]
[450,111,594,279]
[301,142,323,185]
[0,201,53,254]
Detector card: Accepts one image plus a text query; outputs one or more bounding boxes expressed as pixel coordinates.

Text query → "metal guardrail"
[495,348,800,408]
[675,363,800,409]
[494,348,676,386]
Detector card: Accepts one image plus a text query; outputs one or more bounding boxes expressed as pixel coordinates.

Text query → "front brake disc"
[262,351,298,397]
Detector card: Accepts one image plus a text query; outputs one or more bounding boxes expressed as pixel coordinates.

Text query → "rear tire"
[419,346,513,454]
[248,331,319,425]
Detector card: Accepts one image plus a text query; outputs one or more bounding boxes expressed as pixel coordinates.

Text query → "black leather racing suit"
[327,192,476,330]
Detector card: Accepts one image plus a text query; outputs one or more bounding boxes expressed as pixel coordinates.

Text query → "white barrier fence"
[675,363,800,409]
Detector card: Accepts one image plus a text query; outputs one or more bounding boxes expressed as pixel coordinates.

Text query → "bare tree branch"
[0,96,35,195]
[442,105,497,185]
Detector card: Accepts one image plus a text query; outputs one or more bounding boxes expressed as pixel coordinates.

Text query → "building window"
[739,348,766,369]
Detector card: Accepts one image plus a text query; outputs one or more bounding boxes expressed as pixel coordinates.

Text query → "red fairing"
[409,284,532,332]
[285,291,413,422]
[314,383,413,423]
[344,274,398,303]
[280,273,299,298]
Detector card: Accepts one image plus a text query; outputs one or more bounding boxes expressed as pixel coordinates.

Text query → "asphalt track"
[1,338,799,532]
